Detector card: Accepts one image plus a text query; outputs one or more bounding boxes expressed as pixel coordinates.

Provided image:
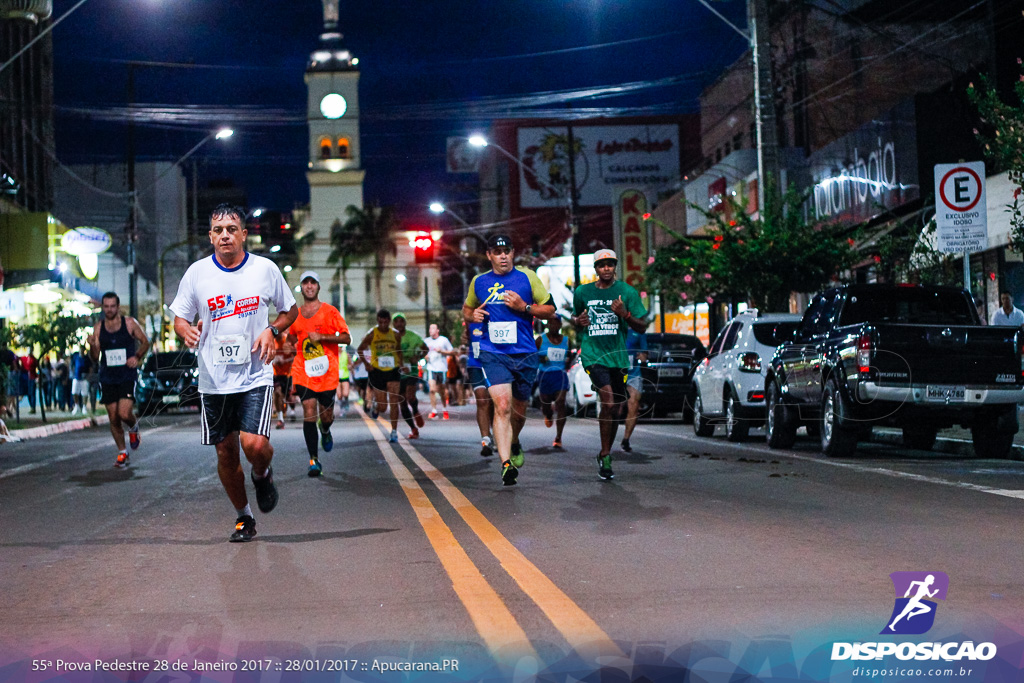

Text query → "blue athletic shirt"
[537,333,569,374]
[467,322,484,369]
[465,266,551,356]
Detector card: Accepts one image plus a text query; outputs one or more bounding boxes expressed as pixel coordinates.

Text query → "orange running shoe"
[115,451,129,468]
[442,410,449,420]
[407,428,420,439]
[128,428,140,450]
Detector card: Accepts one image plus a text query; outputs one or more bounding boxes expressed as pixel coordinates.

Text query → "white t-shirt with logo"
[424,336,453,373]
[169,253,296,395]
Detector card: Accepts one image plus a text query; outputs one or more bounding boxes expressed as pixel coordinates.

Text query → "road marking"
[375,416,624,661]
[0,423,178,480]
[358,414,536,660]
[634,425,1024,501]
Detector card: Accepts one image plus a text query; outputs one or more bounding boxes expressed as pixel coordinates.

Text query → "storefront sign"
[61,227,111,256]
[517,125,680,208]
[613,190,650,289]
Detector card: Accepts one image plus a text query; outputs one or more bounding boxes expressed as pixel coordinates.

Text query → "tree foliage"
[647,186,860,312]
[967,63,1024,249]
[327,203,398,311]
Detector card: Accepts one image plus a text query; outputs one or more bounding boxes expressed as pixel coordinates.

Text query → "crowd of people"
[60,204,652,543]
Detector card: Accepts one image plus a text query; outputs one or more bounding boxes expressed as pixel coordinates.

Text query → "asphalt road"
[2,400,1023,681]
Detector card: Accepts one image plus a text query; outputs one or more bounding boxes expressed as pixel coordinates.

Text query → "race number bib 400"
[546,347,566,363]
[377,355,396,369]
[212,334,248,365]
[305,356,329,377]
[104,348,127,367]
[489,321,517,345]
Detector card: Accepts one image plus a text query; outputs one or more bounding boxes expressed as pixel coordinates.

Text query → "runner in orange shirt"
[287,271,351,477]
[272,333,296,429]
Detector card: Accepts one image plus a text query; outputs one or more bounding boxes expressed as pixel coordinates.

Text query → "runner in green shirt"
[393,313,428,438]
[336,345,351,414]
[571,248,649,480]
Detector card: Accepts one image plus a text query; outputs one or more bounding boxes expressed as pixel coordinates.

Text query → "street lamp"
[468,133,581,287]
[428,201,488,242]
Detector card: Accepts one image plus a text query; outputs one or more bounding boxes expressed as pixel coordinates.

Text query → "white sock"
[236,504,253,518]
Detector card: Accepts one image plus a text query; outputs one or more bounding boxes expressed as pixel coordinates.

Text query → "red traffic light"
[411,231,434,263]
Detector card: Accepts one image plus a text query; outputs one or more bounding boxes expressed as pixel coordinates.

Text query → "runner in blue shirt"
[535,316,571,449]
[463,234,556,485]
[463,322,494,456]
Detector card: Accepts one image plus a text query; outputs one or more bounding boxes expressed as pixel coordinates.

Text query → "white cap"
[299,270,320,283]
[593,248,617,263]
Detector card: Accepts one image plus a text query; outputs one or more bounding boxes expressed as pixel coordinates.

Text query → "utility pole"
[189,157,199,264]
[749,0,780,214]
[126,63,138,319]
[566,122,581,289]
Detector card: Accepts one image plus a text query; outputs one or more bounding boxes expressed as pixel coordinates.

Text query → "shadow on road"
[0,527,399,549]
[66,468,147,487]
[561,486,671,534]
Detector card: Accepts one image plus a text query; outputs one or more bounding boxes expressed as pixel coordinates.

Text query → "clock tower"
[305,0,364,231]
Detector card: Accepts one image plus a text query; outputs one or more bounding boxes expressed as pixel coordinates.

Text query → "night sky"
[52,0,748,215]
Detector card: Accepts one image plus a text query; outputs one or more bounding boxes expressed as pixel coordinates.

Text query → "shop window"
[337,137,350,159]
[319,137,332,159]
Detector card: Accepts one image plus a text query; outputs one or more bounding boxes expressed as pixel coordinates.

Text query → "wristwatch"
[267,325,281,338]
[525,304,532,316]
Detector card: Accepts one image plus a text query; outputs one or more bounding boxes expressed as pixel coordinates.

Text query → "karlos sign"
[616,190,649,288]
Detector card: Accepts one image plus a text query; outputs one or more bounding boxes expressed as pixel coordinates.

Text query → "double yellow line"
[359,413,622,665]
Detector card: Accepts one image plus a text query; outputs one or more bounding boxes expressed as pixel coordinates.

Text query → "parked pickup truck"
[764,284,1024,458]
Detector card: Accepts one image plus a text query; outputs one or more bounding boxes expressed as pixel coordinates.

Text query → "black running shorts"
[100,380,135,405]
[293,383,335,408]
[200,385,274,445]
[585,364,628,402]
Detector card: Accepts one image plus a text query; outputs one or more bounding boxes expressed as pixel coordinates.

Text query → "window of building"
[733,133,743,151]
[337,137,350,159]
[319,137,332,159]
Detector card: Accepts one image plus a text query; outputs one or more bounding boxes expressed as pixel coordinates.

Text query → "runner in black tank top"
[88,292,149,468]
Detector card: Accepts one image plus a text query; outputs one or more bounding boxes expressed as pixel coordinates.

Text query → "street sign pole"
[934,161,987,295]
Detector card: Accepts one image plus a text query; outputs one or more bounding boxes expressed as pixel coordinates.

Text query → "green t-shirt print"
[572,280,648,369]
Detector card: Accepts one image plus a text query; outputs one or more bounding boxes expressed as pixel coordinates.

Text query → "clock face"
[320,93,347,119]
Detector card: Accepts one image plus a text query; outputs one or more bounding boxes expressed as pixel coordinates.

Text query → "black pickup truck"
[765,284,1024,458]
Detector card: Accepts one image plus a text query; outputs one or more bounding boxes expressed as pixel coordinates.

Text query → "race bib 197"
[105,349,127,367]
[212,334,248,365]
[305,356,329,377]
[489,321,517,345]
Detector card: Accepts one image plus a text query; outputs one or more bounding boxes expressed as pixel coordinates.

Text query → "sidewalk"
[2,398,110,442]
[872,406,1024,460]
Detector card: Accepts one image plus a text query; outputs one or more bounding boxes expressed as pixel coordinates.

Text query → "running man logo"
[881,571,949,635]
[484,282,506,305]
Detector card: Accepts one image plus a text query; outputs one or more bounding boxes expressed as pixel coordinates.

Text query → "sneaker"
[597,454,614,480]
[275,419,284,430]
[229,515,257,542]
[510,441,524,468]
[389,430,398,443]
[621,439,632,453]
[308,458,322,477]
[414,412,425,428]
[552,438,563,449]
[128,428,140,450]
[71,407,80,416]
[501,461,519,486]
[544,416,553,428]
[114,451,129,468]
[251,467,278,513]
[442,410,449,420]
[320,427,334,452]
[407,428,420,439]
[371,408,379,419]
[428,410,438,420]
[480,436,493,457]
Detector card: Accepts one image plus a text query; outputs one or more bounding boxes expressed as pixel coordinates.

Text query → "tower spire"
[322,0,339,31]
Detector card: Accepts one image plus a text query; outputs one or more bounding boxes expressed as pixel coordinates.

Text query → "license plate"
[658,367,685,378]
[161,395,181,404]
[926,385,965,402]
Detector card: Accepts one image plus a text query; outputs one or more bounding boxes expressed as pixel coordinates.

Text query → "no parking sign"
[934,161,987,253]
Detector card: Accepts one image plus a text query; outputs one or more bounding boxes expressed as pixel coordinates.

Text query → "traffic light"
[411,231,434,263]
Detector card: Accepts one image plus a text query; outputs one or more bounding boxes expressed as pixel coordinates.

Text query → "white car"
[566,356,598,417]
[691,310,802,441]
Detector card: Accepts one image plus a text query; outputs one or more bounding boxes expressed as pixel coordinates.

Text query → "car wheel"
[821,379,858,457]
[724,390,749,442]
[765,381,796,449]
[692,390,714,437]
[971,407,1015,459]
[902,425,937,451]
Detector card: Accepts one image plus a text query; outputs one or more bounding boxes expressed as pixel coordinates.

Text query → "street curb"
[8,414,110,441]
[872,428,1024,460]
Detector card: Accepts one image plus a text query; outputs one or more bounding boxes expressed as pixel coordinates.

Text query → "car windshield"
[752,321,800,346]
[143,351,197,372]
[645,335,706,362]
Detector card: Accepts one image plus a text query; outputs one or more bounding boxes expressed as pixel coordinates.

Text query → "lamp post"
[467,134,581,288]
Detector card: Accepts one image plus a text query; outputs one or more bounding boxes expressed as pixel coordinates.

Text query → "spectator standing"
[991,290,1024,326]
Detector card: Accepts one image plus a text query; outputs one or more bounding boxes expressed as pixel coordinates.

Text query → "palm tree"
[327,203,398,312]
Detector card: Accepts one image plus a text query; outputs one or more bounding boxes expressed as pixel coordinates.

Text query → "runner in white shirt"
[423,324,454,420]
[171,203,298,543]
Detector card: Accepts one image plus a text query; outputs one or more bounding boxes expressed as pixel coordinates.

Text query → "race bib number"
[546,347,566,363]
[304,356,329,377]
[105,349,127,367]
[489,321,517,345]
[377,355,396,369]
[212,334,248,365]
[471,341,480,358]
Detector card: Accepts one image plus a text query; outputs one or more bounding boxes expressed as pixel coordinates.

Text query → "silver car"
[691,310,802,441]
